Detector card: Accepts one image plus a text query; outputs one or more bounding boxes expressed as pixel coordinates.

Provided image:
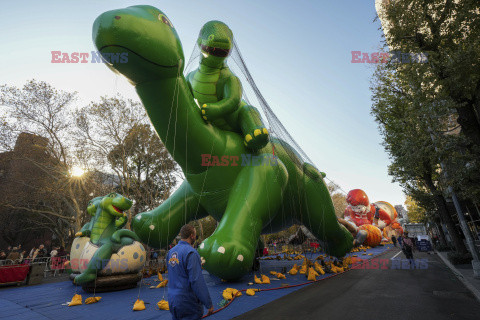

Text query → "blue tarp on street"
[0,244,392,320]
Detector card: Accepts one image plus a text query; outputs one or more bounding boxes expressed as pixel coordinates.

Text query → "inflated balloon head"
[93,5,184,85]
[197,20,233,67]
[100,192,133,217]
[346,189,370,207]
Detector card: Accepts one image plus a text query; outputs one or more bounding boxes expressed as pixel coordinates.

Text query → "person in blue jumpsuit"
[167,224,214,320]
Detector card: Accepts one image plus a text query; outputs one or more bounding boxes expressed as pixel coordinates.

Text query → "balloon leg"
[301,164,353,257]
[238,105,269,150]
[74,242,114,284]
[132,181,208,248]
[198,159,288,280]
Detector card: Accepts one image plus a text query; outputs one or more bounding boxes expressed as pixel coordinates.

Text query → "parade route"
[236,250,480,320]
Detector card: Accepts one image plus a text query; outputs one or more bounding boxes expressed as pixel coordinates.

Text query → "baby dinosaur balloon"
[186,21,269,150]
[71,193,145,285]
[93,5,353,280]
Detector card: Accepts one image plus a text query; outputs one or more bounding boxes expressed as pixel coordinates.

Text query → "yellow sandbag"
[85,296,101,304]
[133,299,146,311]
[299,265,307,274]
[68,294,82,306]
[158,272,163,281]
[288,266,298,275]
[314,262,325,275]
[307,267,316,281]
[157,299,169,310]
[226,288,241,297]
[156,279,168,288]
[261,274,270,284]
[270,271,278,276]
[254,275,262,284]
[276,272,286,279]
[246,289,256,296]
[223,288,241,300]
[222,290,233,300]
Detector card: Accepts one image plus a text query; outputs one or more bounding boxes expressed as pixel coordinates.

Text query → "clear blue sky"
[0,0,405,207]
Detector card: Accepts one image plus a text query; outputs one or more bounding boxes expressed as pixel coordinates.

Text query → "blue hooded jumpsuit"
[167,240,213,320]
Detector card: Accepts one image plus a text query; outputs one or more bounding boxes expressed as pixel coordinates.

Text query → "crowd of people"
[0,244,68,264]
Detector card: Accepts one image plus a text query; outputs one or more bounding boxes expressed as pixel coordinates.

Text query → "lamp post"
[426,125,480,278]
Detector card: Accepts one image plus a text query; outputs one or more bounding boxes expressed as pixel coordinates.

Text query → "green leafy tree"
[405,196,427,223]
[379,0,480,149]
[370,61,468,253]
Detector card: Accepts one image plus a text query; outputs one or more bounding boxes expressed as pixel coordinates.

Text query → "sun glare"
[71,166,85,177]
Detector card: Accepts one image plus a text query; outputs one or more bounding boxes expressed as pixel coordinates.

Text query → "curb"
[435,250,480,303]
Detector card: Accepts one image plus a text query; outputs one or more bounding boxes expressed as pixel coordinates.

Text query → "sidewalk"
[436,250,480,303]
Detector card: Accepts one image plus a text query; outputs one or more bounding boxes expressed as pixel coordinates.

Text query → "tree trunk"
[456,104,480,148]
[423,171,468,253]
[433,194,468,253]
[434,219,447,247]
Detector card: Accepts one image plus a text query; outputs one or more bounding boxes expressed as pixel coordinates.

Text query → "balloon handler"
[167,225,214,320]
[69,193,147,292]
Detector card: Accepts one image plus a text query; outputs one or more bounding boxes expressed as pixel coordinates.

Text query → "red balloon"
[346,189,370,207]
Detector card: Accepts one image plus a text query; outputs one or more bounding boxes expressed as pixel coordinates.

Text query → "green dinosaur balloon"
[93,5,353,280]
[187,20,269,150]
[75,196,128,238]
[73,193,142,284]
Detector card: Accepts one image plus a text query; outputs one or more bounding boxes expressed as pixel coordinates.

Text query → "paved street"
[236,250,480,320]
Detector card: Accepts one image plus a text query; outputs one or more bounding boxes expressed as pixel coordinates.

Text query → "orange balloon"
[358,224,382,247]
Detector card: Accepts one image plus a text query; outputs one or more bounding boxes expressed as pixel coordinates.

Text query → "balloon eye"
[109,193,116,198]
[208,34,215,41]
[159,14,173,27]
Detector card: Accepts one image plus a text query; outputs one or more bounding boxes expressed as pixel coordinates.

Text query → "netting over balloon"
[184,37,315,169]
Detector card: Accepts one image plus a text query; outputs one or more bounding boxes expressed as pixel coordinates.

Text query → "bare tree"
[74,96,180,216]
[0,80,100,246]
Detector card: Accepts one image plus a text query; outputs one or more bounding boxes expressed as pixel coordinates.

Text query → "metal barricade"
[0,259,15,266]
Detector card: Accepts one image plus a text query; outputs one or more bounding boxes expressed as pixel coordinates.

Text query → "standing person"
[397,234,403,247]
[33,244,47,262]
[401,232,415,268]
[0,250,6,261]
[19,250,26,263]
[391,235,397,247]
[50,247,58,257]
[167,225,214,320]
[28,247,36,259]
[6,247,20,263]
